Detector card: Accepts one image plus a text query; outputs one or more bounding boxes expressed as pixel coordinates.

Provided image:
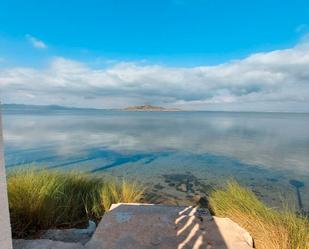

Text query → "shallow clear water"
[3,110,309,210]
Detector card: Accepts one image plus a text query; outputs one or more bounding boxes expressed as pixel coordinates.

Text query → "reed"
[209,181,309,249]
[7,169,144,238]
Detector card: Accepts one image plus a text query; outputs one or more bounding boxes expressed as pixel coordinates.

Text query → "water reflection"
[3,111,309,210]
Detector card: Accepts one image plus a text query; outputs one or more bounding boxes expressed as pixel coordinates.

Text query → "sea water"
[3,109,309,211]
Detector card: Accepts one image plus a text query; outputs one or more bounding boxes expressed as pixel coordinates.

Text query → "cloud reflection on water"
[3,111,309,176]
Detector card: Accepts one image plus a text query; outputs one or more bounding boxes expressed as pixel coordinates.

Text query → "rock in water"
[198,196,209,208]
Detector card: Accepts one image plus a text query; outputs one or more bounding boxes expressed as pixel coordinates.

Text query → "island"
[124,105,180,112]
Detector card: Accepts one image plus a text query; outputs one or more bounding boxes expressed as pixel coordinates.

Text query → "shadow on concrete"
[174,206,228,249]
[86,204,240,249]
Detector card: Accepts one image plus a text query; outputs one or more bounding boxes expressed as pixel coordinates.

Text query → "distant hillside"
[1,104,181,113]
[1,104,100,113]
[124,105,180,111]
[3,104,73,110]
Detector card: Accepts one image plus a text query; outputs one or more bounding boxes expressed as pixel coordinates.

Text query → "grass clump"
[7,169,144,238]
[100,179,144,211]
[209,181,309,249]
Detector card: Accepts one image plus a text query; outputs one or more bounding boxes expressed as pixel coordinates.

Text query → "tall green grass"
[209,181,309,249]
[7,169,144,238]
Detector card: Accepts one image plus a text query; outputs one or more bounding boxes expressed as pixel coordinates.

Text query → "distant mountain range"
[1,104,100,113]
[1,104,181,112]
[2,104,92,110]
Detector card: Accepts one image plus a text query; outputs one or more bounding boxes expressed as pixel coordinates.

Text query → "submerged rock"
[177,183,187,192]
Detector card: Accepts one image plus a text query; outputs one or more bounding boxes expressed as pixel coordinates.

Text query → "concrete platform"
[13,239,84,249]
[86,203,254,249]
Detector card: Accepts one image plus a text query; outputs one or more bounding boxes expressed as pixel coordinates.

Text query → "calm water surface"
[3,110,309,211]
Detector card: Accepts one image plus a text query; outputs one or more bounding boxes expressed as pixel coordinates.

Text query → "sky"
[1,0,309,112]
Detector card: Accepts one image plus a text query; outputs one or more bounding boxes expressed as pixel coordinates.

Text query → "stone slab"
[40,221,96,245]
[86,203,253,249]
[13,239,85,249]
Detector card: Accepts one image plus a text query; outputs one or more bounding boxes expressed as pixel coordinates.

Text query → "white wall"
[0,108,13,249]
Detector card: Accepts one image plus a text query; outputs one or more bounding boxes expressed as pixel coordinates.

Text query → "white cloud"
[1,43,309,112]
[26,34,47,49]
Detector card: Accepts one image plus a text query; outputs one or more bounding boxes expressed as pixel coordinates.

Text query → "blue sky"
[1,0,309,66]
[1,0,309,111]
